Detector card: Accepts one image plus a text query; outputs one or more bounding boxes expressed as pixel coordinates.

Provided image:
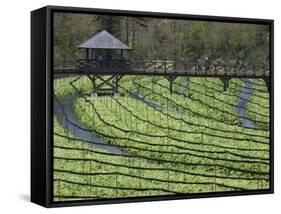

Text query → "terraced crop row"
[53,75,270,201]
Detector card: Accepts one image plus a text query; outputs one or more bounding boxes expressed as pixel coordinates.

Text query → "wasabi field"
[53,76,270,201]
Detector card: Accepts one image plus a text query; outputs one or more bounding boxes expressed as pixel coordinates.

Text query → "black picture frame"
[31,5,274,208]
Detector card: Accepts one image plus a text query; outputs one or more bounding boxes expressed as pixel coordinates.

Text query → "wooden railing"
[54,59,270,78]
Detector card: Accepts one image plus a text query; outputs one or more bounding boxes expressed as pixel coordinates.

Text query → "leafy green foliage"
[53,76,270,201]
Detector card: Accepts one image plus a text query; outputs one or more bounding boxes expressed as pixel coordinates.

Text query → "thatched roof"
[78,30,131,50]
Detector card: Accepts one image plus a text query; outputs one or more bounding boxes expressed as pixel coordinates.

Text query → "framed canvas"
[31,5,274,207]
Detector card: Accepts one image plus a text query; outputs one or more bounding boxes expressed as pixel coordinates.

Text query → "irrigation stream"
[235,79,257,129]
[54,78,258,155]
[54,95,124,154]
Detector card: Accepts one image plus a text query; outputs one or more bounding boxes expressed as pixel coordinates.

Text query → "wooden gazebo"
[78,30,131,96]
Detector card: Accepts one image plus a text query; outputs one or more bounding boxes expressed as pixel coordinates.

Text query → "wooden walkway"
[54,59,270,79]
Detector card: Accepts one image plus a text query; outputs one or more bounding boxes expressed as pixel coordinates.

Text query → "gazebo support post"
[165,75,177,94]
[220,77,231,92]
[114,75,123,97]
[86,75,97,97]
[92,75,97,96]
[90,49,95,59]
[85,49,90,68]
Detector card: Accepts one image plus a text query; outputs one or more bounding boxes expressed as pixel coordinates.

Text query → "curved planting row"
[53,75,270,201]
